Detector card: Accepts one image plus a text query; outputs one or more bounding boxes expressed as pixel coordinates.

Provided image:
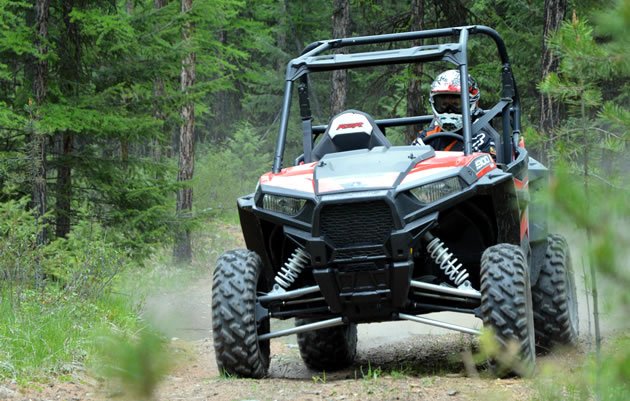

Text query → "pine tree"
[174,0,195,264]
[330,0,350,116]
[32,0,49,246]
[539,0,567,164]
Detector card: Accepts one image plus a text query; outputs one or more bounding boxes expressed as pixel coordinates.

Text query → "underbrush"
[0,198,145,382]
[0,194,243,383]
[533,335,630,400]
[0,288,142,382]
[194,123,271,218]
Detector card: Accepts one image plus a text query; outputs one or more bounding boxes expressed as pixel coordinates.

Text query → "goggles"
[432,94,462,114]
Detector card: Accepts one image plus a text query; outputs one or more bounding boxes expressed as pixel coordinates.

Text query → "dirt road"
[4,266,595,401]
[5,226,602,401]
[142,275,533,401]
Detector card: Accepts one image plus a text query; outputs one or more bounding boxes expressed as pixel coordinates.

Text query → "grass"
[0,287,142,382]
[0,214,244,388]
[359,361,383,381]
[312,371,326,384]
[532,334,630,401]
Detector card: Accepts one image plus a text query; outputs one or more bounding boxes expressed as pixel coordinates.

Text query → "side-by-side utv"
[211,25,579,378]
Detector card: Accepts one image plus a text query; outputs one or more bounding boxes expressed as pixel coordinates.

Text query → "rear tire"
[212,249,270,378]
[480,243,535,375]
[532,234,579,353]
[296,318,357,371]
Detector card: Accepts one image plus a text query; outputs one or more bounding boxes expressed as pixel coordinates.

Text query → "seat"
[311,110,392,161]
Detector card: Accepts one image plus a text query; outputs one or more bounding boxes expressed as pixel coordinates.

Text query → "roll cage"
[271,25,521,174]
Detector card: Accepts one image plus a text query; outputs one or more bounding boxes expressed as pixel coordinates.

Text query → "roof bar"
[273,25,516,173]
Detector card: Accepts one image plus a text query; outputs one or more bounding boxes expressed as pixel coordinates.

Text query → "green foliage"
[538,17,606,108]
[0,197,39,299]
[469,0,543,115]
[94,328,171,401]
[0,286,143,381]
[70,158,179,257]
[312,370,326,384]
[194,123,272,217]
[537,5,630,397]
[470,327,532,378]
[539,9,630,177]
[360,361,382,381]
[534,335,630,400]
[42,218,127,295]
[549,167,630,307]
[594,0,630,75]
[3,0,630,391]
[0,195,142,380]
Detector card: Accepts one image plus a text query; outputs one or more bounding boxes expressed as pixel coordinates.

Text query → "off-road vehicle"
[211,25,579,378]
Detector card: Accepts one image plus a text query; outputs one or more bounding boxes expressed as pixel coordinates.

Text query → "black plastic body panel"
[527,156,549,284]
[238,159,525,323]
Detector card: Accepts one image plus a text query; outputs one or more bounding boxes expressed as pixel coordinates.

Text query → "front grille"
[319,201,394,248]
[335,248,384,260]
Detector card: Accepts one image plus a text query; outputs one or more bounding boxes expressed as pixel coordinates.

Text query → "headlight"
[410,177,462,204]
[262,194,307,215]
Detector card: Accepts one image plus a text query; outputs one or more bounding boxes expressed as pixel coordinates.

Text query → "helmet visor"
[432,94,462,114]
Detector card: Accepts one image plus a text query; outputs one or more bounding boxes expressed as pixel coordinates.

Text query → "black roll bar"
[272,25,518,173]
[458,29,473,155]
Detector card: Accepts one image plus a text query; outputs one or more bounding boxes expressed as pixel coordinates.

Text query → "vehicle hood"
[315,146,433,193]
[259,145,496,196]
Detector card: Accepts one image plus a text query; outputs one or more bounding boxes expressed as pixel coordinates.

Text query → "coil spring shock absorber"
[273,247,310,291]
[423,232,472,289]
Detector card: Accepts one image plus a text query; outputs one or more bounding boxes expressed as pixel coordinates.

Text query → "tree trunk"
[540,0,566,164]
[406,0,425,144]
[330,0,350,117]
[55,134,73,238]
[174,0,195,264]
[55,1,79,239]
[33,0,49,246]
[152,76,165,165]
[152,0,167,169]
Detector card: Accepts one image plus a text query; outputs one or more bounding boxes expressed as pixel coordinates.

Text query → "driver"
[412,70,496,159]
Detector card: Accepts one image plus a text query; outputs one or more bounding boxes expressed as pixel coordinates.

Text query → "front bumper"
[284,201,438,321]
[240,168,518,323]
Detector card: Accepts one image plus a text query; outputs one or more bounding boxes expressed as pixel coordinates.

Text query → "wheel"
[480,243,535,375]
[212,249,270,378]
[296,318,357,371]
[532,234,579,353]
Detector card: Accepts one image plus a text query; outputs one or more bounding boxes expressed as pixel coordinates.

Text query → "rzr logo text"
[337,122,364,129]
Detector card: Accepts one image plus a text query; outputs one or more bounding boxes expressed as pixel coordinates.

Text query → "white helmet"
[429,70,480,132]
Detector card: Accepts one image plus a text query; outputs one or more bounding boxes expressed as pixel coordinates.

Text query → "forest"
[1,0,629,399]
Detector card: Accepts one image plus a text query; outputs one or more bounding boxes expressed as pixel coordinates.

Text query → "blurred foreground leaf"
[94,329,171,401]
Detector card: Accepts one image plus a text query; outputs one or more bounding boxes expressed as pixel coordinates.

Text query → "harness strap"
[444,140,458,151]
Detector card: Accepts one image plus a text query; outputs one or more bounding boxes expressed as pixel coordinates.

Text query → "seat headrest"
[327,111,375,139]
[311,109,391,161]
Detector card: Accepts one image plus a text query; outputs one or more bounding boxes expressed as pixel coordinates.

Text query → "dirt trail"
[5,227,606,401]
[141,274,533,401]
[4,271,536,401]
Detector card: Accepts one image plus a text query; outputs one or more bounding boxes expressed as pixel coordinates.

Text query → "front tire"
[296,318,357,371]
[480,244,535,375]
[212,249,270,378]
[532,234,579,353]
